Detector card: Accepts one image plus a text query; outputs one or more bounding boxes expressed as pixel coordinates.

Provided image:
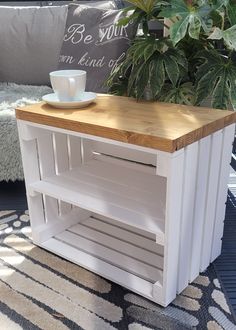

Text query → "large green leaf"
[127,61,146,95]
[227,1,236,25]
[189,15,202,39]
[117,8,143,27]
[212,0,229,11]
[208,25,236,50]
[195,50,236,109]
[158,82,195,105]
[159,0,213,44]
[221,25,236,50]
[170,16,189,44]
[128,37,157,64]
[164,55,180,86]
[107,38,188,100]
[230,75,236,109]
[125,0,163,14]
[149,59,165,97]
[124,0,152,13]
[159,0,188,18]
[136,64,151,99]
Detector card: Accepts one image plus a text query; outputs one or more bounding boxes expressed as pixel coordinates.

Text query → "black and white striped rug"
[0,210,235,330]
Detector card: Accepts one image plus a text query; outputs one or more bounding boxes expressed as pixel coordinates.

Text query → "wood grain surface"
[15,94,236,152]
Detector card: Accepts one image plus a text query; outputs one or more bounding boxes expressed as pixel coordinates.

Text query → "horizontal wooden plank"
[92,153,156,175]
[29,179,165,243]
[70,221,164,269]
[15,95,236,152]
[40,238,163,303]
[63,159,166,210]
[56,229,162,282]
[85,216,164,255]
[90,140,157,166]
[47,174,162,220]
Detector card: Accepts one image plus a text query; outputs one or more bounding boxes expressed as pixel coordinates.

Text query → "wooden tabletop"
[15,94,236,152]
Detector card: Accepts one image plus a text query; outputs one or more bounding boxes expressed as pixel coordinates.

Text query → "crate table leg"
[211,124,235,261]
[17,121,45,243]
[18,121,90,243]
[189,136,211,281]
[177,142,199,293]
[156,150,185,306]
[201,131,223,272]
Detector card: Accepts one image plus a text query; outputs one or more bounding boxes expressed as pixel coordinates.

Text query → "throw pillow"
[0,6,68,85]
[58,4,137,93]
[0,3,118,86]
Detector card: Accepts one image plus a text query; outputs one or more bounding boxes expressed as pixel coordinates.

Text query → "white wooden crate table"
[15,94,236,306]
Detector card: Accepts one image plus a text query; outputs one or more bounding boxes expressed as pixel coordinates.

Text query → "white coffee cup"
[50,70,87,102]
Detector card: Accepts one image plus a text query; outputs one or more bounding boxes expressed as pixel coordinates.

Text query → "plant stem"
[221,12,225,30]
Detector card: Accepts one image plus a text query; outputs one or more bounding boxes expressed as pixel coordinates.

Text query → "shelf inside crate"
[40,215,163,292]
[30,159,166,244]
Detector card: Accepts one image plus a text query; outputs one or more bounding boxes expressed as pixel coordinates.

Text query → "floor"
[0,180,27,211]
[0,166,236,318]
[214,167,236,318]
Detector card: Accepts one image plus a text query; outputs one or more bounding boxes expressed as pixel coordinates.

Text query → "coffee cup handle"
[68,77,76,98]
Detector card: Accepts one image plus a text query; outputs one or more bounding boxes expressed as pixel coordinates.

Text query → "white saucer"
[42,92,96,109]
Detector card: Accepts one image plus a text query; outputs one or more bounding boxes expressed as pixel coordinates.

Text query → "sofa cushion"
[58,4,137,93]
[0,6,68,85]
[74,1,118,9]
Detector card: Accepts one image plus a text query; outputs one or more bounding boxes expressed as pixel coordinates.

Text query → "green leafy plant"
[107,0,236,110]
[107,37,188,99]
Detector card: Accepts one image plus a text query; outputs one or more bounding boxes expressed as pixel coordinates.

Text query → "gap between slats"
[68,222,163,269]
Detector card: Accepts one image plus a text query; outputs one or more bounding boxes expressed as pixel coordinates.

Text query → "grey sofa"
[0,1,120,181]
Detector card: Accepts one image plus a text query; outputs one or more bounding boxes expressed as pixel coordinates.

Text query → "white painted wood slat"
[41,238,162,303]
[37,131,59,223]
[201,131,223,272]
[17,122,46,242]
[211,124,235,261]
[85,216,164,255]
[189,136,211,281]
[63,163,165,209]
[70,222,164,269]
[30,179,165,243]
[53,132,72,216]
[92,153,156,174]
[75,159,165,194]
[178,142,199,293]
[53,132,70,174]
[162,150,184,305]
[68,135,82,169]
[56,230,162,283]
[92,214,157,240]
[45,174,160,220]
[90,140,157,166]
[17,122,41,187]
[33,208,88,243]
